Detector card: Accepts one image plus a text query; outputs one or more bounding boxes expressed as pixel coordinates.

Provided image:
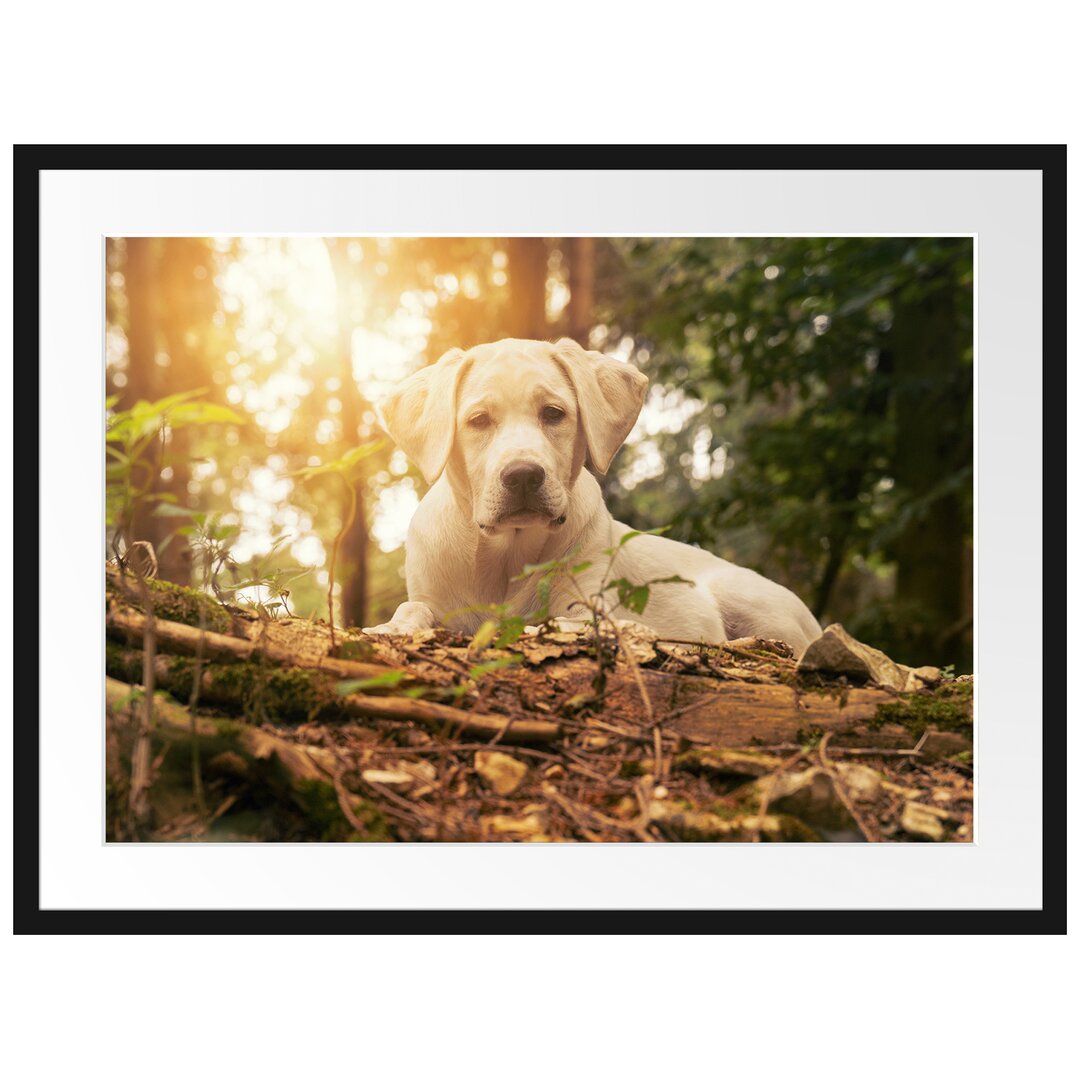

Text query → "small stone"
[475,751,528,796]
[900,800,950,841]
[836,763,883,802]
[908,665,944,689]
[653,785,669,800]
[754,767,860,833]
[403,760,437,783]
[361,769,415,792]
[488,813,545,836]
[543,764,566,780]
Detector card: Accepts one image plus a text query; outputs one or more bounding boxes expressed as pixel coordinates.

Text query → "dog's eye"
[541,405,565,424]
[467,412,492,430]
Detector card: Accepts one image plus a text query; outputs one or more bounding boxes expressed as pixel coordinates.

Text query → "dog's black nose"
[501,462,546,494]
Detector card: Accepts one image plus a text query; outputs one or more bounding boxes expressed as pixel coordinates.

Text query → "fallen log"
[103,570,974,842]
[108,644,564,745]
[106,604,395,681]
[105,676,387,841]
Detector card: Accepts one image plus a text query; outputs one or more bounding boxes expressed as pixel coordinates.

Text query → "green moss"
[794,725,826,747]
[107,573,233,634]
[870,681,973,735]
[202,661,338,724]
[329,639,376,662]
[105,639,143,684]
[108,641,343,726]
[293,779,390,841]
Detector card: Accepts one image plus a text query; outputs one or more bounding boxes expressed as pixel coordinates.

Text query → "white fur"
[364,338,821,656]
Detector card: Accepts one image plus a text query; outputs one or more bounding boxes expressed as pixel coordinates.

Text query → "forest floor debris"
[105,571,975,843]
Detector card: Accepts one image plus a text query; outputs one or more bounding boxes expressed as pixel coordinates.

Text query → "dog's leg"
[363,600,438,637]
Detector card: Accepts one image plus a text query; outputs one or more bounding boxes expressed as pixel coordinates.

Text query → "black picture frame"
[13,144,1066,934]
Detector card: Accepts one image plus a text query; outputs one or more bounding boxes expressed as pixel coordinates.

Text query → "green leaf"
[291,440,386,479]
[513,546,582,581]
[494,617,526,648]
[614,580,651,614]
[470,619,499,652]
[336,671,408,695]
[468,655,523,678]
[602,527,671,556]
[166,401,248,427]
[152,503,198,518]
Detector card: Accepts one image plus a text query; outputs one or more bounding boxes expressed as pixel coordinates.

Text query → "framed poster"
[14,145,1065,932]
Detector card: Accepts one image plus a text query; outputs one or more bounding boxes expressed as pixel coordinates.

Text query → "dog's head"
[379,338,648,534]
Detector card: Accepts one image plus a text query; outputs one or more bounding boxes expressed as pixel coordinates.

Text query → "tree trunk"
[890,278,971,667]
[121,238,180,577]
[566,236,595,346]
[506,237,549,339]
[327,240,369,628]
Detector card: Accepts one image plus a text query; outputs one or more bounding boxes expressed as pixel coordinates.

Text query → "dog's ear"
[553,339,648,474]
[379,347,469,484]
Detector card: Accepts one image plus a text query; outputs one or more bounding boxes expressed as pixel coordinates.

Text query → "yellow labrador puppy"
[364,338,821,656]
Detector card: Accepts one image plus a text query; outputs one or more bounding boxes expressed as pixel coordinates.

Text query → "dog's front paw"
[362,600,437,637]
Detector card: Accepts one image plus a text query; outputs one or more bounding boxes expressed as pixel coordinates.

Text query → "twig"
[186,548,212,814]
[817,733,881,843]
[752,746,809,843]
[127,545,158,834]
[335,767,390,834]
[325,472,358,650]
[341,692,561,744]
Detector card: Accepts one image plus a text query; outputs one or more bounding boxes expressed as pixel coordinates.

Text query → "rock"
[918,730,973,761]
[835,763,883,802]
[474,751,528,796]
[900,800,951,841]
[487,812,545,837]
[751,767,860,833]
[909,665,943,688]
[797,623,941,692]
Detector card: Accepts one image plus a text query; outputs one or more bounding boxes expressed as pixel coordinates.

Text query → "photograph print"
[104,234,974,844]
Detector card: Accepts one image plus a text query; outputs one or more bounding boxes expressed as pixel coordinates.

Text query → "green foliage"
[336,671,408,695]
[106,390,245,553]
[597,236,973,668]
